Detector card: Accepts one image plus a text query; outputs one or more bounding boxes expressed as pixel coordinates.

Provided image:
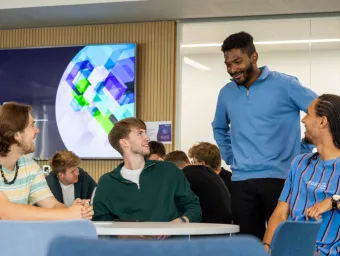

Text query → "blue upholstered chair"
[48,236,267,256]
[270,220,322,256]
[0,220,97,256]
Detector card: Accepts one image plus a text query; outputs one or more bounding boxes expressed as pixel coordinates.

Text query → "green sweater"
[93,159,202,222]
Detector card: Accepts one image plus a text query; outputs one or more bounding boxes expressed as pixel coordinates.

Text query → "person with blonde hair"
[46,150,97,206]
[189,142,232,193]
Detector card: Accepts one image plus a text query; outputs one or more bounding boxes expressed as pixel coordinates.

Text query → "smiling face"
[15,113,40,155]
[224,48,257,86]
[121,128,150,157]
[302,99,323,145]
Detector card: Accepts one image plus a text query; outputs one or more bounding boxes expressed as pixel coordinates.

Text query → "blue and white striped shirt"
[280,153,340,256]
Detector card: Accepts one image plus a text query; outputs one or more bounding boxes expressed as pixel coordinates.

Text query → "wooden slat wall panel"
[0,21,177,182]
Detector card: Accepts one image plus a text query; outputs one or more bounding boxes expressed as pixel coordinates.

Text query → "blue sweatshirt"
[212,66,318,181]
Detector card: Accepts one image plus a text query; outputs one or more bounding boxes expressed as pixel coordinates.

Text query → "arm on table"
[0,192,88,220]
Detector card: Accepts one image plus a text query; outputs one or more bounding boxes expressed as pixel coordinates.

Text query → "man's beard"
[303,136,313,145]
[131,145,149,156]
[232,64,255,86]
[17,140,34,155]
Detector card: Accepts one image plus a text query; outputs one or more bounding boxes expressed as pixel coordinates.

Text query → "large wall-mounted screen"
[0,43,136,159]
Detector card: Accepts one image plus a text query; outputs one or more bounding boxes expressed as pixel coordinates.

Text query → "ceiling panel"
[0,0,340,29]
[181,18,340,55]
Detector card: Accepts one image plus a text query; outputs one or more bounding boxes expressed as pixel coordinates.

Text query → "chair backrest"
[271,220,322,256]
[0,220,97,256]
[49,236,267,256]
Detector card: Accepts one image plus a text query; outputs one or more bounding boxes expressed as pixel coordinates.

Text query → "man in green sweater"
[93,118,201,224]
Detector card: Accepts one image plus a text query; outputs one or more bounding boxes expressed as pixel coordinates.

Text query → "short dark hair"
[108,117,147,155]
[148,141,166,159]
[164,150,190,169]
[0,102,31,157]
[221,31,256,57]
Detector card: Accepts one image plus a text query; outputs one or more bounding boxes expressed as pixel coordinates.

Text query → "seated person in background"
[0,102,93,220]
[93,118,201,223]
[164,150,191,170]
[165,148,232,224]
[189,142,232,193]
[147,141,166,160]
[263,95,340,256]
[182,164,232,224]
[46,150,97,206]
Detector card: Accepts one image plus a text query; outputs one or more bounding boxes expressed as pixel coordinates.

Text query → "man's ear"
[14,132,21,142]
[320,116,329,129]
[119,138,129,149]
[251,52,258,64]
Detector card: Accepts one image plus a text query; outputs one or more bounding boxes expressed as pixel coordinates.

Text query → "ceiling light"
[256,39,340,45]
[181,39,340,48]
[183,57,210,71]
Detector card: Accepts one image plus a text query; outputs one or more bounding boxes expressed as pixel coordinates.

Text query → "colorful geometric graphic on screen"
[63,44,135,133]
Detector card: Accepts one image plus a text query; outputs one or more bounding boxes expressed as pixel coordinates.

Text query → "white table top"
[94,221,239,236]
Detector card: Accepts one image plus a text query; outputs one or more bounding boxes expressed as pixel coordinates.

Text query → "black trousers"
[232,178,285,240]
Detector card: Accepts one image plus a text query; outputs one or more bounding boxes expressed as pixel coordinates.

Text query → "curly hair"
[221,31,256,57]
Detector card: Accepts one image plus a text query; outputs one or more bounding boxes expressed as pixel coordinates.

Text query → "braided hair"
[307,94,340,164]
[316,94,340,149]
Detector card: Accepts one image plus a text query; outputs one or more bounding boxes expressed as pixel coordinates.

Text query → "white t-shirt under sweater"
[120,166,143,189]
[59,182,75,207]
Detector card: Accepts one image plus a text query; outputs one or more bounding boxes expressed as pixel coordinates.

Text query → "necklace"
[0,162,19,185]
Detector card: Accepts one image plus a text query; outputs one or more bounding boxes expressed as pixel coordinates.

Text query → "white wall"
[179,49,340,169]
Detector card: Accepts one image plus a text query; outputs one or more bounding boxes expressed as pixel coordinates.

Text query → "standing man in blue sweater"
[212,31,318,239]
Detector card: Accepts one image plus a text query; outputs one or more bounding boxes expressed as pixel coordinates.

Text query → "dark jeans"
[232,178,285,240]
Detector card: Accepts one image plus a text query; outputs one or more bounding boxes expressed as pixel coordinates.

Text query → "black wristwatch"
[331,195,340,209]
[179,217,187,223]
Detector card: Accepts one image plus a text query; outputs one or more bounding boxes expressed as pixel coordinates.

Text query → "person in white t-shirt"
[46,151,97,206]
[93,117,202,229]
